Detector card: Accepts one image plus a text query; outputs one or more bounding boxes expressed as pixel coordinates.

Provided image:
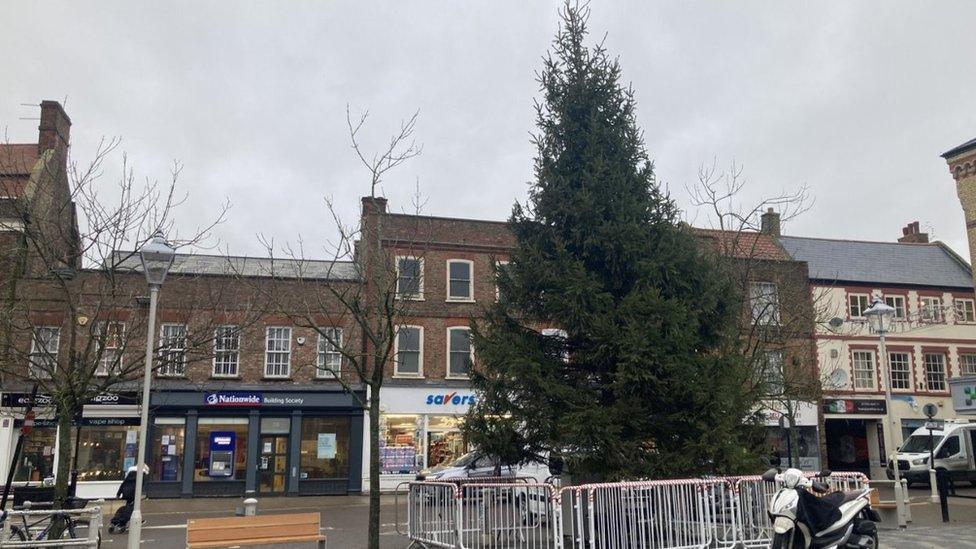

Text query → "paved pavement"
[90,483,976,548]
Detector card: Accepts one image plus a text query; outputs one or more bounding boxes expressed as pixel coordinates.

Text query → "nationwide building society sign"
[204,392,308,407]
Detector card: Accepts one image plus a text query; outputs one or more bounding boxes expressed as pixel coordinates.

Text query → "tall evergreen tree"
[464,3,762,481]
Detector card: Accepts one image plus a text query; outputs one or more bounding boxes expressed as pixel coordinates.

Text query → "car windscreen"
[900,435,942,453]
[450,452,478,467]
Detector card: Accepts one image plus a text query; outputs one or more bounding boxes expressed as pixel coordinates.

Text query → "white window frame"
[446,259,475,302]
[29,327,60,379]
[446,326,473,379]
[749,281,780,325]
[848,293,870,319]
[94,321,125,376]
[884,295,907,320]
[888,351,912,391]
[954,298,976,323]
[212,325,240,378]
[923,353,947,392]
[157,323,188,377]
[396,255,425,300]
[317,328,343,378]
[851,350,876,390]
[394,325,424,378]
[960,353,976,376]
[495,260,509,301]
[264,326,292,378]
[921,296,944,323]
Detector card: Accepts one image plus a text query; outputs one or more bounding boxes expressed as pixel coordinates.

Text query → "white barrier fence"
[399,472,869,549]
[0,505,103,548]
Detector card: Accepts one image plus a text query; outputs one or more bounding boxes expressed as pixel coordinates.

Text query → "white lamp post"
[863,297,907,526]
[128,231,175,549]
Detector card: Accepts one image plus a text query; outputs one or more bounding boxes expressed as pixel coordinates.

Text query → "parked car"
[416,451,552,483]
[887,420,976,486]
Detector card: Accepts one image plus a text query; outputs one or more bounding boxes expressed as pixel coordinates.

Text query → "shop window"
[265,326,292,378]
[852,350,875,390]
[888,352,912,390]
[158,323,187,377]
[749,282,780,325]
[884,295,906,319]
[75,424,140,481]
[94,321,125,376]
[195,418,248,481]
[299,417,351,479]
[151,418,185,482]
[29,327,60,379]
[447,327,472,378]
[764,426,821,471]
[395,326,423,377]
[396,256,424,300]
[955,298,976,322]
[317,328,342,378]
[923,353,947,392]
[379,414,422,474]
[213,326,240,377]
[961,353,976,376]
[921,296,943,323]
[427,416,468,470]
[446,260,473,301]
[13,427,57,482]
[848,293,870,319]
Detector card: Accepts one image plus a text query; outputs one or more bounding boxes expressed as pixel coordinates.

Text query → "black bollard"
[936,469,950,523]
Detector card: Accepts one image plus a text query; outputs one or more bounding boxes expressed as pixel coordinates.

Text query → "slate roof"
[942,137,976,159]
[111,251,360,281]
[778,236,973,289]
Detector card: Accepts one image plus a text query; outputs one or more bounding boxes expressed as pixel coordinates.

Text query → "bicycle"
[1,498,102,547]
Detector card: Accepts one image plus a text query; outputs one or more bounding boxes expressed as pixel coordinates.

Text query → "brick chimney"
[361,196,387,216]
[760,208,781,236]
[898,221,929,244]
[38,100,71,155]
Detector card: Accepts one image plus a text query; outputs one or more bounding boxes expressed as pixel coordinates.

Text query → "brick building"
[1,101,820,498]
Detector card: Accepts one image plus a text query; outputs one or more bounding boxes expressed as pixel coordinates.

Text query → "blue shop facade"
[146,387,364,498]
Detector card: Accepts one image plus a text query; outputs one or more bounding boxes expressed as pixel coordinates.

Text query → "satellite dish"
[828,369,848,388]
[828,317,844,329]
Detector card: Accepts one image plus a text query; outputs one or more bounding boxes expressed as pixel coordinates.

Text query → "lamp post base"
[127,508,142,548]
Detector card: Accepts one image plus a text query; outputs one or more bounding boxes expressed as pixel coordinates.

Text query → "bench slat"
[186,512,325,548]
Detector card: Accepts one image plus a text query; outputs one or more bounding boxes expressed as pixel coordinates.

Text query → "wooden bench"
[186,512,327,549]
[869,488,899,524]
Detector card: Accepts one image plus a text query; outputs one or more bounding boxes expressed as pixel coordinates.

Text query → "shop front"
[148,388,363,498]
[372,386,475,491]
[761,402,821,471]
[822,398,888,479]
[0,391,141,499]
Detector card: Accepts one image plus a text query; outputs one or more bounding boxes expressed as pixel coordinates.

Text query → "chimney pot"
[897,221,929,244]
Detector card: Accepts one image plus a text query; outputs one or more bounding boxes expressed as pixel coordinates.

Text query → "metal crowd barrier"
[0,505,103,548]
[399,472,869,549]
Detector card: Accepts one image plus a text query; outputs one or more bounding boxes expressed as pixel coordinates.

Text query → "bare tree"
[0,136,230,512]
[688,160,828,468]
[243,106,424,549]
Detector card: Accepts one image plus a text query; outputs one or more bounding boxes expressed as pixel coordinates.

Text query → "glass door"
[258,435,289,494]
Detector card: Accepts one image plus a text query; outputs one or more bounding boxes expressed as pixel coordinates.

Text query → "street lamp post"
[864,297,906,527]
[128,231,175,549]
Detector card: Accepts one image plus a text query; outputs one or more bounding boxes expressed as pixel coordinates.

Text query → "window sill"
[262,376,292,380]
[156,375,187,379]
[445,375,470,381]
[315,375,342,381]
[210,375,241,380]
[392,374,424,379]
[396,295,425,302]
[446,298,476,304]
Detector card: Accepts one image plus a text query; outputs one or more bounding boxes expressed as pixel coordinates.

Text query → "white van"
[888,420,976,486]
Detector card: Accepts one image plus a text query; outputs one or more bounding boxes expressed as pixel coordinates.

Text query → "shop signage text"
[426,392,476,406]
[822,399,887,415]
[2,392,139,408]
[204,392,308,407]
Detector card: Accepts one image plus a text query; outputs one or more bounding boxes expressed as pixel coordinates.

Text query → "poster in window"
[317,433,337,459]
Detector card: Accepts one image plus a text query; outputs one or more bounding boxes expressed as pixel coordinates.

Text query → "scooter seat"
[837,490,864,504]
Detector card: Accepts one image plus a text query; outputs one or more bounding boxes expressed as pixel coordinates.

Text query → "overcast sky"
[2,1,975,260]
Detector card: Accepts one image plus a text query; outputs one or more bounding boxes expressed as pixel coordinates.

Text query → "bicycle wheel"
[7,525,28,541]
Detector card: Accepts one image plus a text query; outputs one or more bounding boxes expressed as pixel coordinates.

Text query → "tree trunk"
[368,389,381,549]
